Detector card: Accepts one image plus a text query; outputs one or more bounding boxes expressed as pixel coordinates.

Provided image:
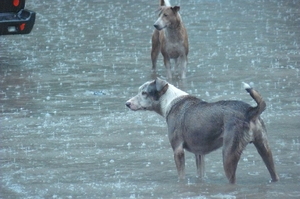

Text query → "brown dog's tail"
[243,82,266,120]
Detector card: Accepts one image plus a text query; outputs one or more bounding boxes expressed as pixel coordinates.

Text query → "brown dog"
[151,0,189,79]
[126,78,279,184]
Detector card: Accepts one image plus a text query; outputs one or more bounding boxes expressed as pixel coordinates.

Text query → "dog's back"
[166,82,268,153]
[166,96,254,154]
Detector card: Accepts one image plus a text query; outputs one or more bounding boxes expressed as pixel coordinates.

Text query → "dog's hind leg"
[222,120,249,184]
[151,30,160,71]
[173,143,185,180]
[252,119,279,182]
[222,147,241,184]
[195,154,205,179]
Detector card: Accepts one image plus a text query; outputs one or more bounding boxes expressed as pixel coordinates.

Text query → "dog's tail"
[243,82,266,120]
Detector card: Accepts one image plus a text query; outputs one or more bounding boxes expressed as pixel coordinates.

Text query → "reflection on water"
[0,0,299,198]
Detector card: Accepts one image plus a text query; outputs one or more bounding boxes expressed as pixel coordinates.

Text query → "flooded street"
[0,0,299,198]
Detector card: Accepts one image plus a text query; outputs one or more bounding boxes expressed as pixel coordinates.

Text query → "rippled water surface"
[0,0,299,198]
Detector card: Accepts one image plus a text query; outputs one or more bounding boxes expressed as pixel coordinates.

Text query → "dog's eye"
[142,92,148,96]
[163,14,168,17]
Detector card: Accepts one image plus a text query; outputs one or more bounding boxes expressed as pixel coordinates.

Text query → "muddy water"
[0,0,299,198]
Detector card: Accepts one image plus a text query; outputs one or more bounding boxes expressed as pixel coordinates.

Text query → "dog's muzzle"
[154,24,164,31]
[125,101,131,108]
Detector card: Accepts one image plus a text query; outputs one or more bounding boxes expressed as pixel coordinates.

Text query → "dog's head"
[125,78,168,113]
[154,5,181,30]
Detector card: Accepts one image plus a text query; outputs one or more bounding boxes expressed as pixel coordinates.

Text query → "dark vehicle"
[0,0,35,35]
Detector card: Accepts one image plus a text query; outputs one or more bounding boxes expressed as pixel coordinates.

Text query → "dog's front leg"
[163,57,172,79]
[174,144,185,180]
[151,30,160,71]
[195,154,205,179]
[176,56,187,79]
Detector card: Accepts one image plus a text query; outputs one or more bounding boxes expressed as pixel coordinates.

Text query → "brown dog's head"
[154,5,181,30]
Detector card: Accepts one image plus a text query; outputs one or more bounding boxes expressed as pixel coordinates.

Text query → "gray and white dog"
[126,78,279,184]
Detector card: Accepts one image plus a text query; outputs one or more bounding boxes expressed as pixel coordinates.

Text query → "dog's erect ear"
[155,77,168,92]
[147,78,168,101]
[171,6,180,12]
[160,0,166,6]
[155,78,169,99]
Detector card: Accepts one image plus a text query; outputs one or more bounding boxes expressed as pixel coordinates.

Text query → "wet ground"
[0,0,299,198]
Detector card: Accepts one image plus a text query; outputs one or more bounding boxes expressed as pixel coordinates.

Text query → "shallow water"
[0,0,299,198]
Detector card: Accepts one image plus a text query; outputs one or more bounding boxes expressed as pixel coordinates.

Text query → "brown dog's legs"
[195,154,205,179]
[151,30,160,71]
[163,55,172,79]
[252,120,279,182]
[175,55,187,79]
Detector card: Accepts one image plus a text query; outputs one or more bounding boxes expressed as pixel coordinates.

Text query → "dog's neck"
[159,84,188,117]
[164,21,186,44]
[165,16,183,32]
